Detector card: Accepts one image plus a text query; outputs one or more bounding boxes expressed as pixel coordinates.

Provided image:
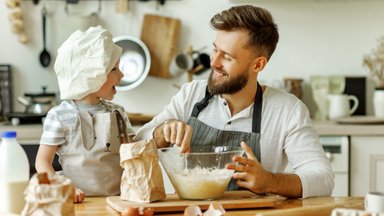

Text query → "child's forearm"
[35,144,58,175]
[35,160,56,174]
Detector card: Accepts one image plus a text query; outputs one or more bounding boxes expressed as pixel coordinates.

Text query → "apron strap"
[113,110,129,144]
[190,82,263,133]
[252,82,263,133]
[190,86,213,117]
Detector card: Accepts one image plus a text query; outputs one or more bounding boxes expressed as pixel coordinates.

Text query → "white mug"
[373,89,384,117]
[327,94,359,119]
[365,192,384,213]
[169,52,193,77]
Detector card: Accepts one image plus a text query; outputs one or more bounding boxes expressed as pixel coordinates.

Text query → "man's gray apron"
[60,102,128,196]
[187,82,262,190]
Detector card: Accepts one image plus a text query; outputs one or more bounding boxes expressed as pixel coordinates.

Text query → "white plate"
[334,116,384,124]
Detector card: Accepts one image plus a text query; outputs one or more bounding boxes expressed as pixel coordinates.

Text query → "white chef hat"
[54,25,122,100]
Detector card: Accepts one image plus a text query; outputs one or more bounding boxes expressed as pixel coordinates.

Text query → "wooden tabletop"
[75,196,365,216]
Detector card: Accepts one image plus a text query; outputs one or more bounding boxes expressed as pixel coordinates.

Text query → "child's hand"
[74,188,85,203]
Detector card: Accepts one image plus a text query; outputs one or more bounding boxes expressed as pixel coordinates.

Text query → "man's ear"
[252,56,268,73]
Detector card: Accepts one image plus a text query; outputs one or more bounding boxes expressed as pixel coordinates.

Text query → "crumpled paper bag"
[120,139,166,203]
[21,173,75,216]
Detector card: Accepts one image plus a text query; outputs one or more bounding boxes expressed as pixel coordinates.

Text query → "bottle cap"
[2,131,17,138]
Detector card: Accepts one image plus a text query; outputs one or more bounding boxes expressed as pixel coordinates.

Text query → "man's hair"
[210,5,279,60]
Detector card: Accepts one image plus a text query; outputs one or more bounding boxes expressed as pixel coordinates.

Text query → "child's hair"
[54,26,122,100]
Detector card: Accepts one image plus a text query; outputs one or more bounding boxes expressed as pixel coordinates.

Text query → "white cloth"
[135,80,334,198]
[54,25,122,100]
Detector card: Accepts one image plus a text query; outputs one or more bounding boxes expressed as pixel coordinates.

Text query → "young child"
[35,26,135,203]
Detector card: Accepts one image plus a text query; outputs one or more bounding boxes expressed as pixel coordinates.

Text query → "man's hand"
[153,119,192,153]
[226,141,273,194]
[226,141,303,198]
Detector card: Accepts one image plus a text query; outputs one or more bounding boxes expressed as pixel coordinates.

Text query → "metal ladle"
[39,5,51,67]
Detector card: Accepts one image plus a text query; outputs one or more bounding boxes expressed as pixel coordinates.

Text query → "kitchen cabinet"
[350,136,384,196]
[313,120,384,196]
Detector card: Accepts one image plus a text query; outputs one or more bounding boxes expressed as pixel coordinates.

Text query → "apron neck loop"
[252,82,263,133]
[190,82,263,133]
[191,86,213,117]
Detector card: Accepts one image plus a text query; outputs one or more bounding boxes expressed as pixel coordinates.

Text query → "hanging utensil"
[39,5,51,67]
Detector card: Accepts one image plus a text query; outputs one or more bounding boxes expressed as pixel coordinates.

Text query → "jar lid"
[2,131,16,138]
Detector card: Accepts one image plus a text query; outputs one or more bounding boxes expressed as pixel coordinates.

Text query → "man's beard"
[207,68,249,95]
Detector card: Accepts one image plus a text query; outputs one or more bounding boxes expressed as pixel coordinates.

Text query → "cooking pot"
[18,86,56,114]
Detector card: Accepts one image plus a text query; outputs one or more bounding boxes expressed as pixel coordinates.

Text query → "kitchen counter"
[75,196,364,216]
[0,123,43,144]
[312,120,384,136]
[1,120,384,145]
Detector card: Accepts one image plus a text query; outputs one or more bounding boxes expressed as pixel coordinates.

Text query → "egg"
[121,207,140,216]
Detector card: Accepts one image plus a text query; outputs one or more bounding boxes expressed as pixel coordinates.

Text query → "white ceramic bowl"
[113,36,151,91]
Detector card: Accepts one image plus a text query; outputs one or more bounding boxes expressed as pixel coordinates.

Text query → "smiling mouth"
[214,69,227,77]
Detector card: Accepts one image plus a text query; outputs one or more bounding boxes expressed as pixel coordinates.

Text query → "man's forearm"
[267,173,302,198]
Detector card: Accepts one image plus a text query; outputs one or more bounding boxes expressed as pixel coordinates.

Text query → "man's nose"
[210,53,221,68]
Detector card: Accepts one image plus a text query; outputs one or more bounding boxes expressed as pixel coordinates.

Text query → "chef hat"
[54,25,122,100]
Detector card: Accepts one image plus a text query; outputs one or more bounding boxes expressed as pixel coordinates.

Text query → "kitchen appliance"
[5,112,46,125]
[4,86,56,125]
[320,136,350,196]
[284,136,350,196]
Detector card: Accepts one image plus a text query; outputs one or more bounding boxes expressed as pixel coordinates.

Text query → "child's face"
[96,60,124,101]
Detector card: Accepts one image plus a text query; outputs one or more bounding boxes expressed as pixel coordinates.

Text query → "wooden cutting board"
[106,191,281,213]
[140,14,181,78]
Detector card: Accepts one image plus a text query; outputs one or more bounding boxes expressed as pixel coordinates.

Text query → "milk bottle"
[0,131,30,214]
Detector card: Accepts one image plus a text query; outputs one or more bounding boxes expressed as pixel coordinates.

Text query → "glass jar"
[284,78,303,100]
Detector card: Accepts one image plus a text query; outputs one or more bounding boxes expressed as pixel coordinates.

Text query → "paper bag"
[120,139,166,203]
[21,173,75,216]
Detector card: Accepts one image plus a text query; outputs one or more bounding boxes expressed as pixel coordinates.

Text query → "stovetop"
[4,112,46,125]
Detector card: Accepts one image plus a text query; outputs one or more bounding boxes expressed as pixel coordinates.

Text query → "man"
[135,5,334,198]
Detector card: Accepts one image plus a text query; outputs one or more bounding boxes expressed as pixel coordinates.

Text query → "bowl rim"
[158,145,244,155]
[113,35,151,91]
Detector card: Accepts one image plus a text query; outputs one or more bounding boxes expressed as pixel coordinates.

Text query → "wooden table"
[75,196,364,216]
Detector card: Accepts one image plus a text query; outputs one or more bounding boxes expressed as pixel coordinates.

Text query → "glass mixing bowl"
[158,145,244,200]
